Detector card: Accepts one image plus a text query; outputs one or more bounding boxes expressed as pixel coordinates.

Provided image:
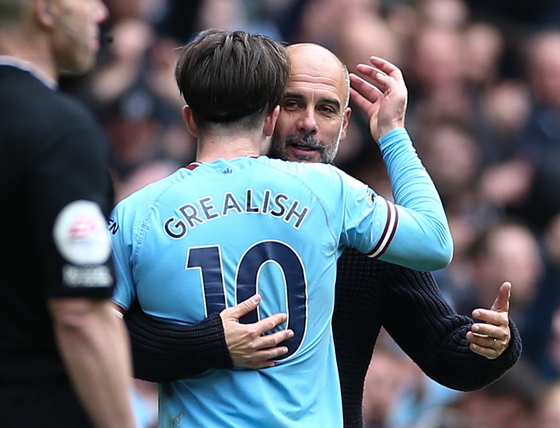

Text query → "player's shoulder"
[258,157,368,190]
[330,166,369,191]
[112,168,183,217]
[256,156,336,177]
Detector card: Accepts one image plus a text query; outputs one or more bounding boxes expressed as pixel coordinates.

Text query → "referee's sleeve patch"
[53,200,112,265]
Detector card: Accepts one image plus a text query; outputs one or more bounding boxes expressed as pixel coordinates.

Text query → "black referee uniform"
[0,62,115,427]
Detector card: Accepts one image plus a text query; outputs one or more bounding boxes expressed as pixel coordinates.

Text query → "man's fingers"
[469,314,510,360]
[351,66,407,108]
[367,56,405,83]
[255,328,294,348]
[468,341,500,359]
[472,282,511,322]
[249,345,290,361]
[349,75,383,118]
[220,295,294,368]
[350,74,383,100]
[490,281,511,313]
[242,334,292,363]
[467,331,496,346]
[467,331,505,360]
[352,67,390,93]
[223,294,262,320]
[471,321,503,338]
[354,64,387,80]
[468,283,512,360]
[234,329,293,366]
[472,308,507,325]
[254,313,289,335]
[349,87,371,116]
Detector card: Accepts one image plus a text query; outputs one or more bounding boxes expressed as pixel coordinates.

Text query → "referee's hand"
[221,294,294,369]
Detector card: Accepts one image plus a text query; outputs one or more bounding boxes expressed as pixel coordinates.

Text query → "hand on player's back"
[221,294,294,368]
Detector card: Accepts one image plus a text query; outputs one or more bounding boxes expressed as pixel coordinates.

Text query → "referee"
[0,1,136,427]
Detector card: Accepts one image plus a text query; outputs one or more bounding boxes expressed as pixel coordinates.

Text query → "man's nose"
[296,109,318,135]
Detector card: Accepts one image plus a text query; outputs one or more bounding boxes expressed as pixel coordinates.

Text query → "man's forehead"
[287,71,341,93]
[288,45,344,78]
[287,48,348,103]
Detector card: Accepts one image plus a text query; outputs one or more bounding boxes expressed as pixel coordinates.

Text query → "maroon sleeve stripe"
[367,200,398,259]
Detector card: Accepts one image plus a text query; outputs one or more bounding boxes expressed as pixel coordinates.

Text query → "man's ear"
[264,105,280,137]
[340,107,352,141]
[35,0,56,27]
[182,106,198,137]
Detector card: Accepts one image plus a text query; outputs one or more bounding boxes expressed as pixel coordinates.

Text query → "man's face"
[51,0,108,75]
[269,44,351,164]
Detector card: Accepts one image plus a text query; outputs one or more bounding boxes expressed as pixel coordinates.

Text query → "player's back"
[111,155,390,427]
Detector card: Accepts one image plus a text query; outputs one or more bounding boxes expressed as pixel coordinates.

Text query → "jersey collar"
[0,55,58,90]
[186,156,260,170]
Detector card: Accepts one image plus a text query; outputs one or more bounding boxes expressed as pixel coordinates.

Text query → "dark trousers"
[0,379,95,428]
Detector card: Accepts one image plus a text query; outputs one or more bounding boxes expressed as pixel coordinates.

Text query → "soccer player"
[110,29,453,427]
[123,42,521,427]
[0,1,137,427]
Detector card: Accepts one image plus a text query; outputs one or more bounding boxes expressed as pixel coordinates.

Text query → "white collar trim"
[0,55,58,90]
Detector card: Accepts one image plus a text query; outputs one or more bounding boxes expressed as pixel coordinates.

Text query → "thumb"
[223,294,261,321]
[490,282,511,313]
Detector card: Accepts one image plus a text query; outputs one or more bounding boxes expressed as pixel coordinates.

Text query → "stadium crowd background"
[60,0,560,426]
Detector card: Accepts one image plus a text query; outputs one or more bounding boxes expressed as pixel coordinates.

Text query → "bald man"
[124,43,521,427]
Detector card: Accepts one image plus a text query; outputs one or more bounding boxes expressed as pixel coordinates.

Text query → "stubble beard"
[269,133,339,165]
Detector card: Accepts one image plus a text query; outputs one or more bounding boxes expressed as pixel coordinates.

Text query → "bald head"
[0,0,109,80]
[287,43,350,108]
[269,42,352,164]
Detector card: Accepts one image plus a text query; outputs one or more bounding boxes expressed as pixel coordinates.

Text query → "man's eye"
[283,101,299,110]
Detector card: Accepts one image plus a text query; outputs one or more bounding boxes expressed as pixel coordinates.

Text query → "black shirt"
[0,64,115,381]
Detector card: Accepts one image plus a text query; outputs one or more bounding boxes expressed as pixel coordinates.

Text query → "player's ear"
[263,105,280,137]
[182,105,198,137]
[339,106,352,141]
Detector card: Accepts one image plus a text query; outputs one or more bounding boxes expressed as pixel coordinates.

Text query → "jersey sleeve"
[30,106,115,299]
[108,202,138,311]
[347,127,453,272]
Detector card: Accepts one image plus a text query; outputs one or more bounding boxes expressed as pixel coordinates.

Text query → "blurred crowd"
[62,0,560,427]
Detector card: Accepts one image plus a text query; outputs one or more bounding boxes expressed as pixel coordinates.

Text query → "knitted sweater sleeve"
[380,263,522,391]
[124,300,233,382]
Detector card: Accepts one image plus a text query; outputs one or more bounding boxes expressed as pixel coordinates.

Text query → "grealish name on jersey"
[164,188,310,239]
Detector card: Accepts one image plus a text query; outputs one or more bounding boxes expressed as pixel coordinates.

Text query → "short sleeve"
[30,104,115,299]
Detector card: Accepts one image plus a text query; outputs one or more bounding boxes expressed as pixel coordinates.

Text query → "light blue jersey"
[110,128,452,428]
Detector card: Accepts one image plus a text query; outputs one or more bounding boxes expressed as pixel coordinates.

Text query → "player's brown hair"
[175,29,289,129]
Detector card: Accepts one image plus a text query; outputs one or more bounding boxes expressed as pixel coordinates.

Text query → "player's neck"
[195,135,262,162]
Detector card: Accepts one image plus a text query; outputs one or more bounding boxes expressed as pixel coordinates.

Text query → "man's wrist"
[378,127,408,147]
